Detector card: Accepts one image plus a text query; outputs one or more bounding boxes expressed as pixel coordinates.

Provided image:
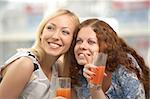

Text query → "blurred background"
[0,0,149,67]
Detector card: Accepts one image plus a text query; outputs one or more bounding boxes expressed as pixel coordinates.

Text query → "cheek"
[63,37,73,51]
[74,47,79,59]
[94,45,100,52]
[67,37,73,46]
[89,47,99,55]
[95,48,99,52]
[74,45,78,55]
[40,32,47,40]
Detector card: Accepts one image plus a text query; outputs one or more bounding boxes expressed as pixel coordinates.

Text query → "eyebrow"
[48,23,55,26]
[48,23,71,31]
[89,38,97,40]
[77,37,96,40]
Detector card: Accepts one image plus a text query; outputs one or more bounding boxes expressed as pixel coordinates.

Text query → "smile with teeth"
[78,53,85,59]
[78,53,85,57]
[48,42,62,48]
[78,53,91,59]
[78,53,91,57]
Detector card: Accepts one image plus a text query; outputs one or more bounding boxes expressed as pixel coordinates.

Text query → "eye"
[88,40,97,45]
[76,39,82,44]
[62,30,70,35]
[47,25,54,30]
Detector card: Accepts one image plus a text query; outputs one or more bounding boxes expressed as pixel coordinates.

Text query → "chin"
[77,60,86,65]
[47,51,60,56]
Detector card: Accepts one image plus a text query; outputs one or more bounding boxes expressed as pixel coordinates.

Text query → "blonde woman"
[0,9,79,99]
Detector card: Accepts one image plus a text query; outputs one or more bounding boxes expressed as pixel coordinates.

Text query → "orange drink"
[56,77,71,99]
[88,52,107,89]
[90,66,105,85]
[56,88,71,99]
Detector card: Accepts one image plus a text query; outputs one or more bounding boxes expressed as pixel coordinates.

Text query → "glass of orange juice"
[56,77,71,99]
[89,52,107,89]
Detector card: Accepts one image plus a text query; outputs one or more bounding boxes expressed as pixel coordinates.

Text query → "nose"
[51,30,60,40]
[79,42,88,50]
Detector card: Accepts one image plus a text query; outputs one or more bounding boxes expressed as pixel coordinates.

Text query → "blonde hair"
[31,9,80,61]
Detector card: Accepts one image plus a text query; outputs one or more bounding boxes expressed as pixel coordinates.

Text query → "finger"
[84,68,95,76]
[84,53,93,64]
[83,64,97,78]
[104,72,107,76]
[54,96,66,99]
[83,71,91,81]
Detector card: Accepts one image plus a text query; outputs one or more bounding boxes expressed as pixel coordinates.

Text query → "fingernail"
[90,77,93,80]
[93,73,96,76]
[96,67,99,71]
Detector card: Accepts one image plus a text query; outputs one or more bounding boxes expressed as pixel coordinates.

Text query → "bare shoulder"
[0,57,35,98]
[15,57,34,68]
[2,57,34,76]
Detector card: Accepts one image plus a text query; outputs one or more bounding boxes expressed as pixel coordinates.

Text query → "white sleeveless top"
[0,50,58,99]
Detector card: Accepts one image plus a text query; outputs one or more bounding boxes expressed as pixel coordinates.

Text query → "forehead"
[78,27,97,38]
[46,15,75,28]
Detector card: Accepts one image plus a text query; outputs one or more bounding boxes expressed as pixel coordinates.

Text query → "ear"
[39,34,42,41]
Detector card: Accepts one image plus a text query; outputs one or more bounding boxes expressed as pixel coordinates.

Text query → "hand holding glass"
[89,52,107,89]
[56,77,71,99]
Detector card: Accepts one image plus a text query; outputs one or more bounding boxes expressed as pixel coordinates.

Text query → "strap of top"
[27,51,39,71]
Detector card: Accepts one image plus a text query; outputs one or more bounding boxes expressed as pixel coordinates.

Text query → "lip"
[78,53,85,57]
[78,52,91,57]
[48,42,62,48]
[77,53,86,60]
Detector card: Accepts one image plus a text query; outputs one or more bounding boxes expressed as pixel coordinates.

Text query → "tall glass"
[89,52,107,89]
[56,77,71,99]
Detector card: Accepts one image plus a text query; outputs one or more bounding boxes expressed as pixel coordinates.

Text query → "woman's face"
[40,14,76,56]
[74,26,99,65]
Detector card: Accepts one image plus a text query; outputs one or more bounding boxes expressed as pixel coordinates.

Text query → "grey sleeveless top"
[0,50,58,99]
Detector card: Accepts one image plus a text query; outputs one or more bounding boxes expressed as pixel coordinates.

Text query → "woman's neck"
[40,54,60,80]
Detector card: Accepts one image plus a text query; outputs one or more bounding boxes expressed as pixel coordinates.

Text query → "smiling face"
[74,26,99,65]
[40,14,76,56]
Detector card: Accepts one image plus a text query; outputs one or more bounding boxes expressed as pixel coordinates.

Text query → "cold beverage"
[56,88,71,99]
[90,66,105,85]
[56,77,71,99]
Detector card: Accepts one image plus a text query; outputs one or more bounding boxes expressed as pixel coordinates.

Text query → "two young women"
[0,9,149,99]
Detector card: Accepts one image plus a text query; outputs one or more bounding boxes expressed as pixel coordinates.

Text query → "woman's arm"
[90,88,106,99]
[0,57,34,99]
[117,66,145,99]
